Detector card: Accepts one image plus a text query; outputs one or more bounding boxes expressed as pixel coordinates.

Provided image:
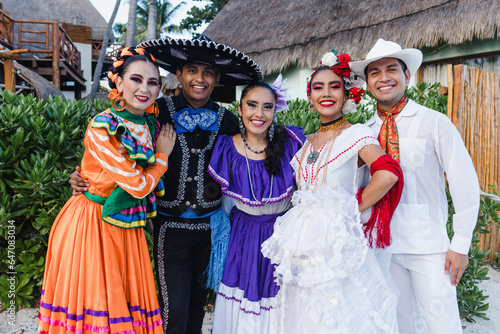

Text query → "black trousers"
[153,218,211,334]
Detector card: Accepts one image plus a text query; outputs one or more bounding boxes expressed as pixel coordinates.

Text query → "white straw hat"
[349,39,423,81]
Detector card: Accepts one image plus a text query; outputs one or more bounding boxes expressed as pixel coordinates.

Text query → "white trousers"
[390,253,462,334]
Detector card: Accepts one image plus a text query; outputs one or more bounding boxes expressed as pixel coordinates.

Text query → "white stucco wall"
[235,67,314,103]
[61,42,92,100]
[61,91,74,99]
[75,42,92,97]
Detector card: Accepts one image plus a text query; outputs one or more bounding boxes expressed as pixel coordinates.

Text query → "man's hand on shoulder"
[69,166,89,196]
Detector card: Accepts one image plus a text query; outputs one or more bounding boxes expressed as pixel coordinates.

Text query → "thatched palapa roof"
[203,0,500,75]
[1,0,108,40]
[161,73,181,92]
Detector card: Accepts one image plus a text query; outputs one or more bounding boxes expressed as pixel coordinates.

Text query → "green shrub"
[0,90,109,310]
[407,82,448,115]
[447,188,497,323]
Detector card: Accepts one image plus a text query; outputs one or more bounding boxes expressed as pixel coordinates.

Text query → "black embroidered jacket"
[155,94,239,218]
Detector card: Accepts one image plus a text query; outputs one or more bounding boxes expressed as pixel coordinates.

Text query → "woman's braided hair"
[107,47,160,90]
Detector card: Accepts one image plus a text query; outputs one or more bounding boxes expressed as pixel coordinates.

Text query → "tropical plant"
[0,90,109,310]
[406,82,448,115]
[126,0,138,47]
[147,0,157,40]
[180,0,229,32]
[114,0,186,45]
[448,187,498,324]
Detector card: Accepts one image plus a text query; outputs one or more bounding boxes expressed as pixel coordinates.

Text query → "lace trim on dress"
[293,125,378,190]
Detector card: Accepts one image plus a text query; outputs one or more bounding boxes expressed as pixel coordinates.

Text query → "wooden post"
[452,65,465,130]
[0,49,29,92]
[447,64,453,120]
[52,22,60,89]
[4,58,14,91]
[416,67,423,83]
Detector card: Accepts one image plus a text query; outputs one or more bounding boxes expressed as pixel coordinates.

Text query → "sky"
[89,0,209,39]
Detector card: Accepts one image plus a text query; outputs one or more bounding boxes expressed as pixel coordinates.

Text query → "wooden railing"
[14,20,81,74]
[92,41,125,60]
[0,9,14,49]
[0,9,81,88]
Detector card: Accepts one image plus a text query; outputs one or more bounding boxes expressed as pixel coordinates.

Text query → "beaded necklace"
[241,133,268,154]
[242,143,273,204]
[318,116,345,132]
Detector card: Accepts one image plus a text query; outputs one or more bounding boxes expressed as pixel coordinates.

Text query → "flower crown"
[307,50,365,114]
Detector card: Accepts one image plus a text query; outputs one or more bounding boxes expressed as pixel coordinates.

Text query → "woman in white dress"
[262,51,404,333]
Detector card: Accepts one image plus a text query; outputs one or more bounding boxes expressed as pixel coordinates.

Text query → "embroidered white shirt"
[365,99,480,255]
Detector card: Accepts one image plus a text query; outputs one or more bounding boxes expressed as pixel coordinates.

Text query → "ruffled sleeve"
[83,109,168,228]
[207,135,233,190]
[86,110,168,199]
[208,128,303,206]
[285,125,306,147]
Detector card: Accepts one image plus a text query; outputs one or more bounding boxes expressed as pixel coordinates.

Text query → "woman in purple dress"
[208,78,304,333]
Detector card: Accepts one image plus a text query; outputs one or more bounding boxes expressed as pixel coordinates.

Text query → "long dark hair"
[240,82,288,176]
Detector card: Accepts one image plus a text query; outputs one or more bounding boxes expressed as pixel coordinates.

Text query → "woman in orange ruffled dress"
[37,47,176,334]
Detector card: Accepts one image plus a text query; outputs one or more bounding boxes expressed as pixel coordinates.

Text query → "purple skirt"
[220,207,285,302]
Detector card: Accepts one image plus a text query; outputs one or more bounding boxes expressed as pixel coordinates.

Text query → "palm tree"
[147,0,157,40]
[113,22,127,44]
[114,1,185,45]
[134,0,186,43]
[89,0,122,100]
[126,0,138,47]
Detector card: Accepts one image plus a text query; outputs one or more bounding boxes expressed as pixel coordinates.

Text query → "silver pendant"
[307,151,319,164]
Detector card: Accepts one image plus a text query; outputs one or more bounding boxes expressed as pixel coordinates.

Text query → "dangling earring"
[238,117,245,135]
[308,103,315,112]
[112,95,126,111]
[268,123,275,142]
[152,101,159,118]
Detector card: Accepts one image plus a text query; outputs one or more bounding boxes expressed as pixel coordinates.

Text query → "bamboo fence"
[447,64,500,263]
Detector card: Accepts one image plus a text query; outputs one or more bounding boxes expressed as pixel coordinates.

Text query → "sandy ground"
[1,266,499,333]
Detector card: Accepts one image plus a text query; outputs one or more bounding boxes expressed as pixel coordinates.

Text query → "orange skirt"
[37,195,163,334]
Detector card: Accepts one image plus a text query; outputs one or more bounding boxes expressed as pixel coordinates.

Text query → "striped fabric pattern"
[83,109,168,228]
[38,290,163,334]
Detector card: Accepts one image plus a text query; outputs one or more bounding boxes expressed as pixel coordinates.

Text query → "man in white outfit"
[350,39,480,334]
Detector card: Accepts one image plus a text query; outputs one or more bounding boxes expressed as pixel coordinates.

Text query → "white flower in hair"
[344,71,364,91]
[342,99,358,115]
[321,52,338,67]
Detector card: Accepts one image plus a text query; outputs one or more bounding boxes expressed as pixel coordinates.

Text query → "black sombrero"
[137,35,263,86]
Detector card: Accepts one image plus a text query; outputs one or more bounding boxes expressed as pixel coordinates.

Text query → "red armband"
[357,154,404,248]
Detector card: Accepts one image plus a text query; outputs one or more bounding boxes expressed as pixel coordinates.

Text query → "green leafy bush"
[407,82,448,115]
[446,188,497,323]
[0,90,109,310]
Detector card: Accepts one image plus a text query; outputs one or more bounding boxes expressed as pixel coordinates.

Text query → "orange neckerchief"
[377,95,408,162]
